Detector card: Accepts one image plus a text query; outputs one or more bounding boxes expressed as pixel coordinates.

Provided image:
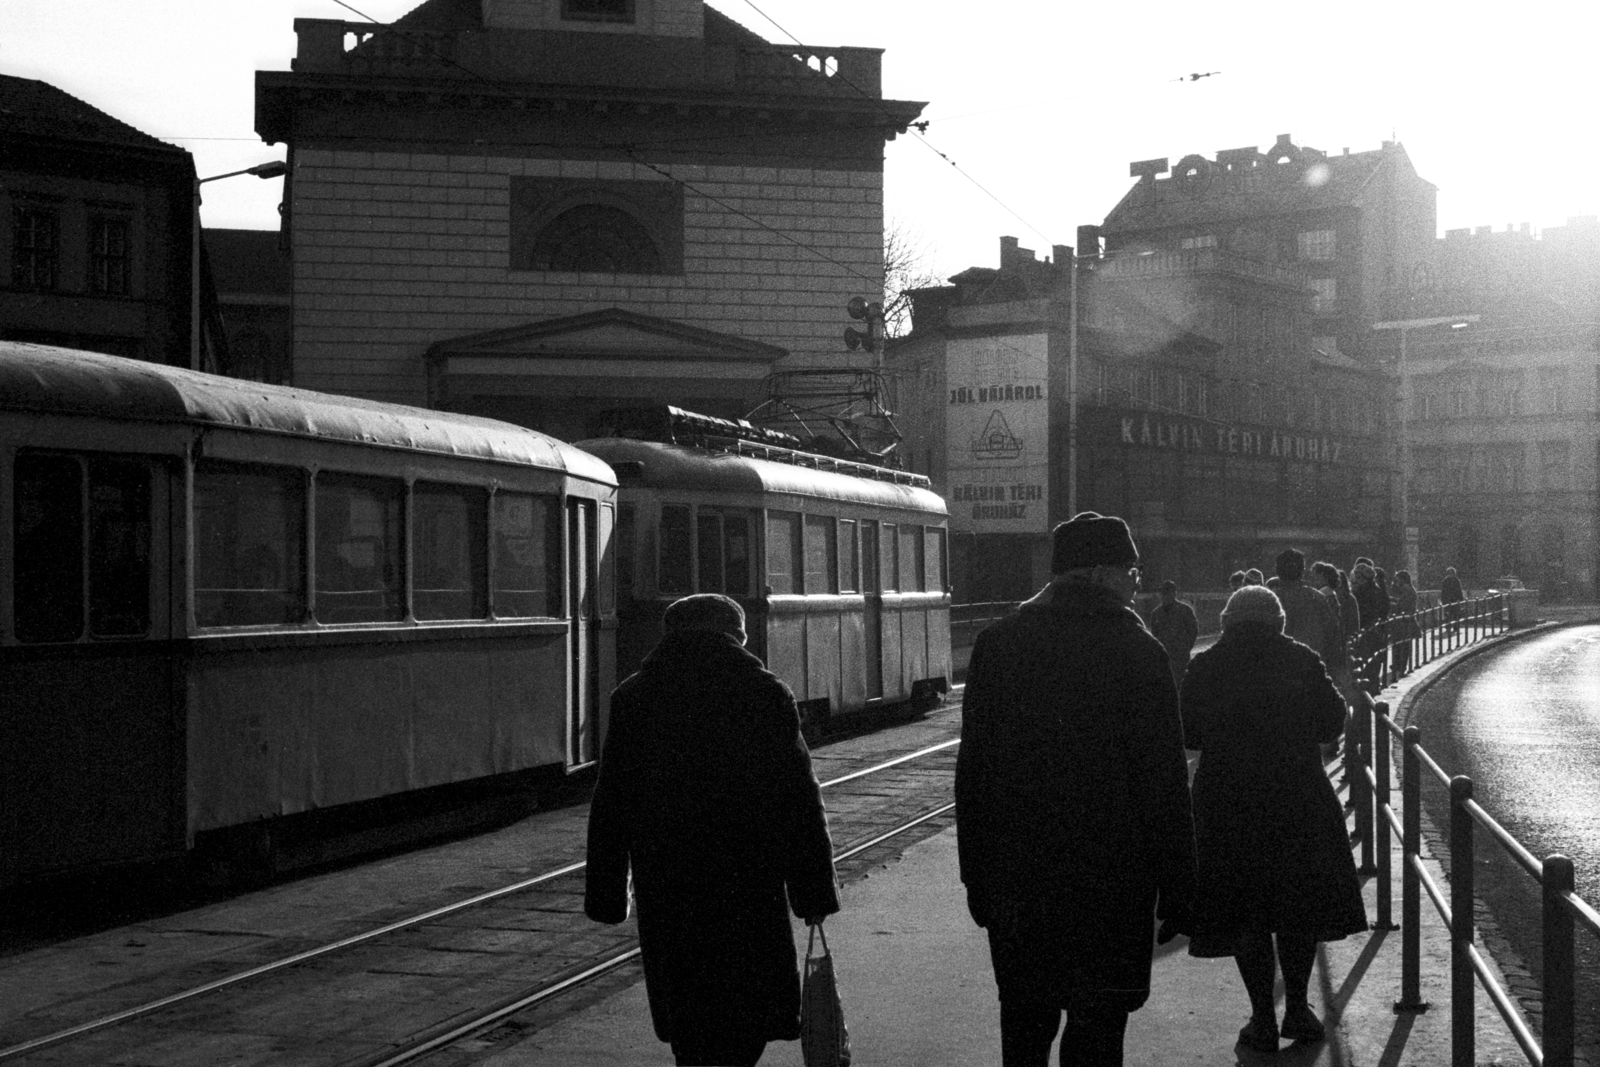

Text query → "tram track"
[0,719,961,1065]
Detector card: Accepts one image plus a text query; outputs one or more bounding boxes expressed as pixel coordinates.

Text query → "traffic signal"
[843,296,884,352]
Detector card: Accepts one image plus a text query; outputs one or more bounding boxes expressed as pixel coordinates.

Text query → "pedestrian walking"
[584,593,839,1067]
[1268,549,1343,671]
[1229,570,1247,593]
[1350,562,1387,692]
[1440,566,1465,634]
[1332,567,1360,652]
[1391,570,1420,675]
[1149,579,1200,686]
[1180,586,1369,1054]
[1244,568,1264,586]
[957,512,1196,1067]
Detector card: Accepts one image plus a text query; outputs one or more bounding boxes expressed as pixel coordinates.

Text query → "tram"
[0,343,615,886]
[579,407,951,734]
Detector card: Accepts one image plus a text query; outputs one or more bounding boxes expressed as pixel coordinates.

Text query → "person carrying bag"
[800,921,851,1067]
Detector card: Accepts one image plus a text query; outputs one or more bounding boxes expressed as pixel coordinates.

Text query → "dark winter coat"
[1354,580,1387,631]
[1149,598,1199,672]
[1273,577,1344,669]
[1179,624,1368,956]
[1335,585,1361,643]
[584,630,840,1044]
[1440,574,1465,604]
[956,581,1196,1011]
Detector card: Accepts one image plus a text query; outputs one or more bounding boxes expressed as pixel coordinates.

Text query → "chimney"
[1075,225,1102,258]
[999,235,1019,268]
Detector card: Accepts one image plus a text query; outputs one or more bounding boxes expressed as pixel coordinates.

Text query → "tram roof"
[576,437,948,515]
[0,343,614,485]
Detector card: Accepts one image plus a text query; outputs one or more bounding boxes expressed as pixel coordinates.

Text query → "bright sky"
[5,0,1596,281]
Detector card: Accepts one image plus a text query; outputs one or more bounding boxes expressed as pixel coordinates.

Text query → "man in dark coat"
[1440,565,1465,633]
[1148,579,1199,686]
[585,594,839,1067]
[1268,549,1343,671]
[957,512,1197,1067]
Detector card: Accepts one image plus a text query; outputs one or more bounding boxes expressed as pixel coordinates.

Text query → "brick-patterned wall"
[290,149,884,404]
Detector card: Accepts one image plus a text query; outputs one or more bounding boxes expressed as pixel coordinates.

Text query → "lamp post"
[1371,314,1478,577]
[192,160,288,372]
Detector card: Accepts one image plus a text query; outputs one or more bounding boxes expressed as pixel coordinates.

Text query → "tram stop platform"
[490,636,1542,1066]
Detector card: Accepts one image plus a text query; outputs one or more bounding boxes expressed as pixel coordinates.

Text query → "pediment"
[426,308,788,364]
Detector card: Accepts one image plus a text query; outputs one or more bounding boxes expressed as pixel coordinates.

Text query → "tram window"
[838,519,859,593]
[659,504,692,595]
[194,461,306,627]
[88,461,152,636]
[766,511,801,595]
[899,525,923,592]
[724,515,751,595]
[881,523,899,592]
[616,503,636,598]
[413,483,488,620]
[314,474,404,624]
[14,454,85,642]
[696,512,725,593]
[491,491,561,617]
[925,527,946,592]
[695,510,752,596]
[804,515,838,595]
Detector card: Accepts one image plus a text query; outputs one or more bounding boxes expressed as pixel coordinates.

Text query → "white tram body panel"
[578,434,950,726]
[0,343,615,883]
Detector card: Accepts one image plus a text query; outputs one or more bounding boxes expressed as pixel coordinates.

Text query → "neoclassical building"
[255,0,924,440]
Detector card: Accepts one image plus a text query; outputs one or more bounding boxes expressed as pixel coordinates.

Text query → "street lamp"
[1371,313,1480,577]
[192,160,288,372]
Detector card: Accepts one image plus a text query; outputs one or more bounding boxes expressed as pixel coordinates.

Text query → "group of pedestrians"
[579,515,1391,1066]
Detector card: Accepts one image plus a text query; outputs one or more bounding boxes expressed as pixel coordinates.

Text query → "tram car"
[579,407,950,734]
[0,343,615,886]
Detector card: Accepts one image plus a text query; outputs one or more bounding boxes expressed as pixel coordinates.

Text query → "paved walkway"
[488,630,1555,1066]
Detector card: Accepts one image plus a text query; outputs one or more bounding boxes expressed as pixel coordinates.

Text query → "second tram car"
[580,408,951,733]
[0,343,615,886]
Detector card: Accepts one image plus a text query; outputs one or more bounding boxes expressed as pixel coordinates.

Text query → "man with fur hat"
[585,594,839,1066]
[957,512,1197,1066]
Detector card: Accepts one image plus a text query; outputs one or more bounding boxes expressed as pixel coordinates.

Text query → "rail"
[1346,591,1509,697]
[1342,636,1599,1066]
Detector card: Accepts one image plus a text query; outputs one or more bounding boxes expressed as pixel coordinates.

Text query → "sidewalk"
[489,633,1543,1066]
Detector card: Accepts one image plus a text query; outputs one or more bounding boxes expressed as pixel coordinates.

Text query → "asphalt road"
[1409,623,1600,1061]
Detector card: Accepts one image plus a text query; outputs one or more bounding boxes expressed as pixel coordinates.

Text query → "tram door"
[567,499,600,768]
[860,521,884,700]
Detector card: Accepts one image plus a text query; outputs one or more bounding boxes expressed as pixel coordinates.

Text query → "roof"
[0,343,614,486]
[205,229,291,297]
[0,74,179,152]
[1102,142,1431,235]
[577,438,947,515]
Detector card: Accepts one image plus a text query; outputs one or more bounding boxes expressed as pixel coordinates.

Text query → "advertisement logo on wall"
[945,333,1049,535]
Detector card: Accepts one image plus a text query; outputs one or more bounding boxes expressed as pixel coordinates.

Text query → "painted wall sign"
[1092,408,1358,465]
[945,334,1050,534]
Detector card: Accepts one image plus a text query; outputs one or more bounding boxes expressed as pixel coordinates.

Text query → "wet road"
[1410,623,1600,1059]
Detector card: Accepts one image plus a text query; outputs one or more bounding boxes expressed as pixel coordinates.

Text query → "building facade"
[206,227,293,384]
[0,75,200,366]
[255,0,923,440]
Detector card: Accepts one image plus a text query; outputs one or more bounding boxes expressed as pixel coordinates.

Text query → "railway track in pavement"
[0,698,963,1066]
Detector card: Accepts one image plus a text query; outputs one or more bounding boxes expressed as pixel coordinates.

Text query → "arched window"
[528,205,664,274]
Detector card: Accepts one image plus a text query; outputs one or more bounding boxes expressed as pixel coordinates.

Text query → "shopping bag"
[800,922,851,1067]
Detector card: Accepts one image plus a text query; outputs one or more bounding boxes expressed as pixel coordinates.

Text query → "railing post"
[1374,702,1395,929]
[1543,854,1576,1067]
[1396,725,1428,1012]
[1450,775,1475,1067]
[1355,696,1376,875]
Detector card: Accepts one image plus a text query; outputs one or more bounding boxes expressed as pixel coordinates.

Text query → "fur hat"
[1221,585,1285,633]
[663,593,747,642]
[1051,511,1139,573]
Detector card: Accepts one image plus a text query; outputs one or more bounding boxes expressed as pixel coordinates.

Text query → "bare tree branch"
[882,221,941,338]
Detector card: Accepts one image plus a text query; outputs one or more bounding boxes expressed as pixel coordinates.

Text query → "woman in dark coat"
[1180,586,1368,1053]
[585,594,839,1067]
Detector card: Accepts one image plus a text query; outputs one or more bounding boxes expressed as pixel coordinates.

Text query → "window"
[881,523,899,592]
[696,509,752,595]
[898,524,923,592]
[803,515,838,594]
[195,461,305,627]
[658,503,692,596]
[766,511,802,595]
[530,205,663,273]
[562,0,633,21]
[924,527,946,592]
[1180,234,1216,250]
[414,483,488,620]
[13,453,150,642]
[491,492,561,617]
[314,474,403,623]
[12,207,58,290]
[616,503,636,597]
[89,217,131,296]
[1309,277,1337,314]
[1297,229,1337,261]
[838,519,859,593]
[511,177,684,275]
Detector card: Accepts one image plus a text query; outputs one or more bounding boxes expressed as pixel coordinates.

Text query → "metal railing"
[1342,642,1600,1065]
[1347,593,1509,696]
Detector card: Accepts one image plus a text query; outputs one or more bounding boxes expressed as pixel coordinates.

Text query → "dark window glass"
[881,523,899,592]
[89,217,131,296]
[838,520,859,593]
[724,515,751,595]
[659,504,692,595]
[562,0,634,22]
[766,511,801,595]
[616,503,636,598]
[14,454,84,642]
[12,207,58,290]
[86,460,151,636]
[195,461,306,627]
[804,515,838,594]
[491,492,561,618]
[314,474,403,623]
[530,204,662,273]
[414,483,487,620]
[697,511,725,594]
